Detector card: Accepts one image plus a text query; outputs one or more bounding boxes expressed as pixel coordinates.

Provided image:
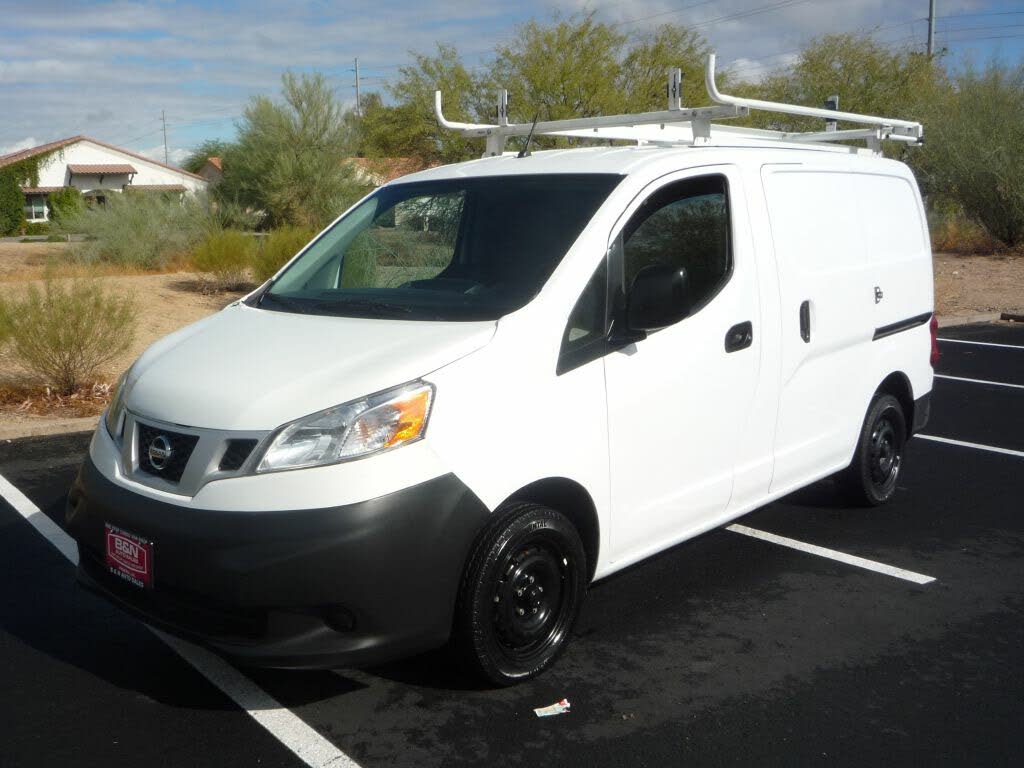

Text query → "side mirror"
[626,264,690,332]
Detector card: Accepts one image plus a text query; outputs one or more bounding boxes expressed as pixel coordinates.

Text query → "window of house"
[23,195,47,220]
[621,175,731,316]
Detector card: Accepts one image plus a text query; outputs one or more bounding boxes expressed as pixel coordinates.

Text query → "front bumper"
[66,456,490,668]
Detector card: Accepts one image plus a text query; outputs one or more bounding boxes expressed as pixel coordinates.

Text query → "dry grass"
[0,241,193,282]
[0,381,112,418]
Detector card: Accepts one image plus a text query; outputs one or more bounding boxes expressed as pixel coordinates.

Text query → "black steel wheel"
[455,502,586,686]
[841,393,907,506]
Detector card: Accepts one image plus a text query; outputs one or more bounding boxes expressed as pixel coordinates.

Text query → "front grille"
[136,423,199,483]
[219,439,258,471]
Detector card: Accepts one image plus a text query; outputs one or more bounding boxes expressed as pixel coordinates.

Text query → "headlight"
[104,370,130,441]
[255,381,434,472]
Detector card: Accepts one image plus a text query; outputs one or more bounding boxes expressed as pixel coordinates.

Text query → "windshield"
[258,174,621,321]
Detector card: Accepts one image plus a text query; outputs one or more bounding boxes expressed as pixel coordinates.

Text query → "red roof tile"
[67,164,137,174]
[20,186,65,195]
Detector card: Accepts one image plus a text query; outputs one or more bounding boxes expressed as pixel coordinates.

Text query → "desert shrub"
[928,202,1004,254]
[0,170,24,236]
[46,187,84,228]
[24,221,50,236]
[190,229,254,289]
[64,193,206,269]
[252,225,316,282]
[0,276,137,395]
[917,60,1024,247]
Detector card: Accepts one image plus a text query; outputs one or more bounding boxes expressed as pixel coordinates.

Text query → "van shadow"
[1,494,364,711]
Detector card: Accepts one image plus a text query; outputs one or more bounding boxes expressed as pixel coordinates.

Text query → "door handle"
[725,321,753,353]
[799,300,811,343]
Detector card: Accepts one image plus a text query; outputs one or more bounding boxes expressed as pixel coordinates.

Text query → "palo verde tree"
[358,13,721,160]
[218,72,370,229]
[182,139,233,174]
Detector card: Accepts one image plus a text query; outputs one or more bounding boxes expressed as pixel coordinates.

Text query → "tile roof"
[0,135,206,181]
[206,156,222,171]
[20,186,65,195]
[67,164,137,174]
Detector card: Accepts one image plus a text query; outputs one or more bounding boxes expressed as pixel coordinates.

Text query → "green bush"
[0,277,137,395]
[190,229,254,289]
[917,61,1024,247]
[252,226,316,282]
[0,170,24,236]
[46,187,84,228]
[24,221,50,236]
[64,193,207,269]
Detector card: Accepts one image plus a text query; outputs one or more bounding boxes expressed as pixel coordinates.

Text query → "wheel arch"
[502,477,600,583]
[876,370,914,427]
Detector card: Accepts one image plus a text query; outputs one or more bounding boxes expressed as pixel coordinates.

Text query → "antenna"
[517,113,539,158]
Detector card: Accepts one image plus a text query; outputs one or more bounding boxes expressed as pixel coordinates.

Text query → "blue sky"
[2,0,1022,165]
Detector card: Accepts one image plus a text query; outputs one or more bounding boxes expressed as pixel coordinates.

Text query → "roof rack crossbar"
[435,53,924,156]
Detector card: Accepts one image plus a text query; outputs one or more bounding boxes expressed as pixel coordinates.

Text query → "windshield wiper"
[259,292,310,314]
[313,298,415,317]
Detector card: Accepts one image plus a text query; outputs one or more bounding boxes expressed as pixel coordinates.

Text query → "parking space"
[2,322,1023,768]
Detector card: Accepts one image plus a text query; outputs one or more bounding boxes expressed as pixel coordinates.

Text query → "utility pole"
[161,109,169,164]
[927,0,936,57]
[354,57,362,118]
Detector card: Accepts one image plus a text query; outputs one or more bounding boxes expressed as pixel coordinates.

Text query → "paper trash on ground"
[534,698,571,717]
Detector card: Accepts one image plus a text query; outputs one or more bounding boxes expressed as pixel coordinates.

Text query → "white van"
[66,59,938,685]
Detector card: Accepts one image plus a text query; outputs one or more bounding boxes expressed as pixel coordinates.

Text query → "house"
[198,156,223,185]
[0,135,207,223]
[345,157,431,187]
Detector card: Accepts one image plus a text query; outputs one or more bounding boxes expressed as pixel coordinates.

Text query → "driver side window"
[622,175,731,316]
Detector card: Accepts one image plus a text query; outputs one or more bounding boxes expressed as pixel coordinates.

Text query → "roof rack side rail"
[704,53,923,143]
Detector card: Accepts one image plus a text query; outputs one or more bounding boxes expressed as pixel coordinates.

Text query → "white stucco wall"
[33,140,207,193]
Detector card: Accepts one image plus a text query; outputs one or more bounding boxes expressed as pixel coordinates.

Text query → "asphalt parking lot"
[2,322,1023,768]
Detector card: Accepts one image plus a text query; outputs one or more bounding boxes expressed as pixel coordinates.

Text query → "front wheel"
[841,393,907,506]
[455,502,586,686]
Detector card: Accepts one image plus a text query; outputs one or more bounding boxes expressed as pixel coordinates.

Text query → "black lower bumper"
[66,457,490,669]
[912,391,931,434]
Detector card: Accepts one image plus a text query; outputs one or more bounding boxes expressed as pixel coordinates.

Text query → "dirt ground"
[0,242,246,431]
[0,241,1021,432]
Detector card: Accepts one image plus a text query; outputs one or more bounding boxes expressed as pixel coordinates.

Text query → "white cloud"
[0,136,39,156]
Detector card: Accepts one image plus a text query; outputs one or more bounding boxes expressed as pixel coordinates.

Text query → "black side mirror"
[626,264,690,332]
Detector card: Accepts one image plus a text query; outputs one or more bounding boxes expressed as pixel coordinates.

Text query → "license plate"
[105,523,153,589]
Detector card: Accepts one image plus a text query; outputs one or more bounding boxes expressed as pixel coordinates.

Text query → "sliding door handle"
[725,321,753,353]
[799,300,811,343]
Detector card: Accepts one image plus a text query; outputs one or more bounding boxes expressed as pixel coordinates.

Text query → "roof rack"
[434,53,924,157]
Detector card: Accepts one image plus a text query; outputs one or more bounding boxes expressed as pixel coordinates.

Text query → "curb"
[0,415,99,442]
[936,312,1003,328]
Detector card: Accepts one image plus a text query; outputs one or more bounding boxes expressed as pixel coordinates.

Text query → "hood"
[127,304,496,431]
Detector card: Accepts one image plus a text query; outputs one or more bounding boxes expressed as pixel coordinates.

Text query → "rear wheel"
[456,502,586,686]
[841,393,907,506]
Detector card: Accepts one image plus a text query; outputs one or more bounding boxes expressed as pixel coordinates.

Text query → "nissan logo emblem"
[148,435,173,471]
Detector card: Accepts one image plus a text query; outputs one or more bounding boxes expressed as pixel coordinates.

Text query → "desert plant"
[252,225,316,282]
[916,60,1024,247]
[0,276,137,395]
[46,187,84,228]
[64,192,206,269]
[190,229,254,289]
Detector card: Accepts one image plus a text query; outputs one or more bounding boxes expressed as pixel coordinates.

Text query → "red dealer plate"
[105,524,153,589]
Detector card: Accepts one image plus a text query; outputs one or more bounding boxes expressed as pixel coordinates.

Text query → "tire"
[455,502,586,686]
[841,393,907,506]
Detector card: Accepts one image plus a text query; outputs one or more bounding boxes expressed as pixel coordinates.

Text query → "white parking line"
[935,374,1024,390]
[937,338,1024,350]
[726,524,936,585]
[916,434,1024,459]
[0,473,359,768]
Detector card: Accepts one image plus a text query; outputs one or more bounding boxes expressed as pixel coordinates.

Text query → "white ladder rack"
[434,53,924,157]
